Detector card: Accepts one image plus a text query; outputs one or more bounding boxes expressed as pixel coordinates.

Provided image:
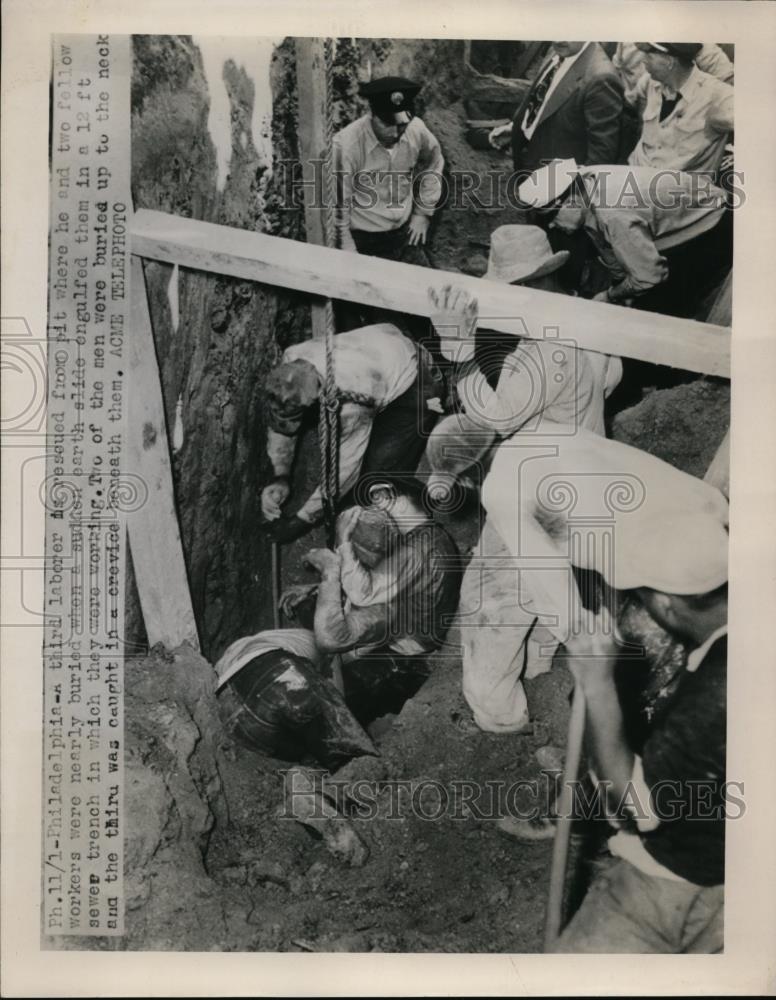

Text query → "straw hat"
[485,225,570,285]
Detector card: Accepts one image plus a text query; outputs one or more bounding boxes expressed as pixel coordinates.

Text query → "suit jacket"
[511,43,625,175]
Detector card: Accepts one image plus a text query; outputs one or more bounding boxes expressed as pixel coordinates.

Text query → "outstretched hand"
[428,285,479,341]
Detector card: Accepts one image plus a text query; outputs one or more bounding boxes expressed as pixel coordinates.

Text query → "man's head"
[553,41,586,59]
[485,225,570,287]
[349,506,400,568]
[635,582,727,643]
[636,42,702,84]
[603,506,729,643]
[359,77,420,148]
[265,358,320,435]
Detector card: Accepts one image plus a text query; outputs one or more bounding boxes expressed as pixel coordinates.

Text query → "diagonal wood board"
[131,209,731,378]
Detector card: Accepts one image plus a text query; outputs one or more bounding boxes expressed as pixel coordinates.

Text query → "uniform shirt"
[481,424,729,643]
[521,43,592,140]
[579,166,727,300]
[333,114,445,249]
[628,64,734,173]
[266,324,418,522]
[456,338,622,439]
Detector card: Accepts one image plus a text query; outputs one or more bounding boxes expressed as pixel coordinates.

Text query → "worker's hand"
[564,606,621,688]
[261,477,291,521]
[407,214,430,247]
[262,514,313,545]
[488,122,513,149]
[279,583,318,620]
[303,547,342,581]
[335,506,361,547]
[428,285,479,342]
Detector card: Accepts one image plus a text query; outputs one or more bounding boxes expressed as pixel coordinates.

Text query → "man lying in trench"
[215,477,461,768]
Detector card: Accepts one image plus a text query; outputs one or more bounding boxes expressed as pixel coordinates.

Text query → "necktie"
[524,56,561,130]
[659,91,681,122]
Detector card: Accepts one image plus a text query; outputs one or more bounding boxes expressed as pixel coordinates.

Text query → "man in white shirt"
[627,42,734,175]
[333,77,445,265]
[260,324,444,543]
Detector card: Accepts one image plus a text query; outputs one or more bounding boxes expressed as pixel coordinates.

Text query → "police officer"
[333,76,445,264]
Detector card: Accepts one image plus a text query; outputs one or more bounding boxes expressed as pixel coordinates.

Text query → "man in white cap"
[519,158,732,318]
[550,503,728,952]
[467,422,728,735]
[626,43,734,175]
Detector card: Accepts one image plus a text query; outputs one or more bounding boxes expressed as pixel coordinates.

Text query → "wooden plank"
[130,208,731,377]
[127,256,200,650]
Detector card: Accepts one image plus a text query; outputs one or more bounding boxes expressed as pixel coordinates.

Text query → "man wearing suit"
[490,42,625,176]
[490,42,626,291]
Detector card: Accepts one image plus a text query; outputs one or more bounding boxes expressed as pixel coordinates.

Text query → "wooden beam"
[128,256,200,651]
[130,209,731,377]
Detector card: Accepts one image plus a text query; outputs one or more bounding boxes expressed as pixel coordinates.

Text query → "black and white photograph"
[2,1,776,995]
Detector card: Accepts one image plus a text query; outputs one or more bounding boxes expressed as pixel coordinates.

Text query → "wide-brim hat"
[485,225,570,285]
[603,508,729,595]
[517,157,580,209]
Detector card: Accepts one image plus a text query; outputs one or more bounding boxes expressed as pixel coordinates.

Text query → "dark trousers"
[217,650,376,770]
[353,371,441,503]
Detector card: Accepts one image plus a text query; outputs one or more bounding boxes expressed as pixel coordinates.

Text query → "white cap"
[517,158,579,209]
[606,509,729,595]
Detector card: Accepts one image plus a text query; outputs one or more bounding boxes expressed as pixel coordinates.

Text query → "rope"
[318,37,340,546]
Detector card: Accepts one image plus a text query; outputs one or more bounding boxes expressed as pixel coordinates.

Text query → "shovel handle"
[543,683,587,951]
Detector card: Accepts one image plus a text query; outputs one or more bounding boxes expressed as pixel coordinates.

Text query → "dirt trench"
[95,36,732,953]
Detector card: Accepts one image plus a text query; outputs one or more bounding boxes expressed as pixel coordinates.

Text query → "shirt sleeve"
[412,122,445,218]
[598,210,669,299]
[297,402,373,523]
[457,341,566,434]
[314,577,392,652]
[706,86,735,137]
[338,541,397,607]
[266,428,297,476]
[333,133,358,252]
[582,73,625,165]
